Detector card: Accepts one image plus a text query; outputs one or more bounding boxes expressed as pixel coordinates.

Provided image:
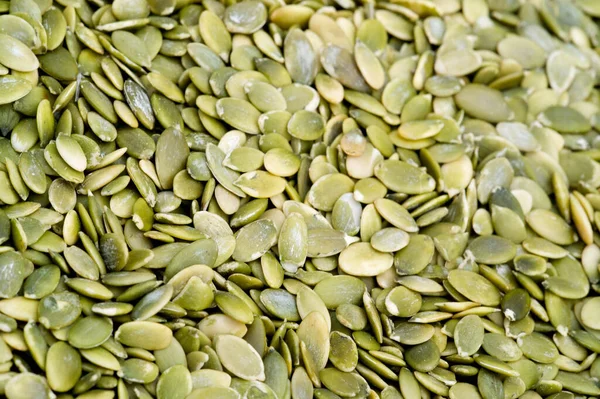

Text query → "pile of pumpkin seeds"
[4,0,600,397]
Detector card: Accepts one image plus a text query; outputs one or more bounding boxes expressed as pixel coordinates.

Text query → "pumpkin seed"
[215,334,265,381]
[0,1,598,397]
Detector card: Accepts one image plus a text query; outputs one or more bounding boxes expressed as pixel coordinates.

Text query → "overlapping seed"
[0,0,599,398]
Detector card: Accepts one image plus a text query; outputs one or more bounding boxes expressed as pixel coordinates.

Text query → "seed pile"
[1,0,600,397]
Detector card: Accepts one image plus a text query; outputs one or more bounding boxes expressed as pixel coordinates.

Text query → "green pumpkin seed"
[338,242,392,277]
[482,333,523,362]
[467,235,517,264]
[319,368,368,398]
[454,315,484,357]
[131,284,173,321]
[455,84,512,123]
[38,291,81,329]
[0,0,598,396]
[46,341,81,392]
[538,106,591,134]
[0,76,33,106]
[0,34,39,72]
[375,160,435,195]
[215,334,265,381]
[405,339,440,372]
[526,209,577,245]
[448,270,501,306]
[5,373,53,399]
[518,332,559,364]
[297,311,330,371]
[115,321,172,351]
[68,316,112,349]
[232,219,277,262]
[156,364,192,399]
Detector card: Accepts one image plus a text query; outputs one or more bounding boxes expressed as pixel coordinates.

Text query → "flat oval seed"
[385,286,421,317]
[38,291,82,329]
[111,30,152,68]
[482,333,523,362]
[374,198,418,233]
[307,173,354,212]
[233,219,277,262]
[288,110,325,141]
[502,288,531,321]
[5,373,53,399]
[278,213,308,272]
[24,264,60,299]
[155,126,189,190]
[234,171,286,198]
[405,340,440,372]
[526,209,576,245]
[215,334,265,381]
[68,316,112,349]
[0,34,39,72]
[118,358,159,383]
[339,242,393,277]
[260,289,299,322]
[320,45,369,92]
[394,234,434,275]
[0,76,33,105]
[55,133,86,172]
[538,106,591,134]
[454,315,484,357]
[371,228,410,253]
[449,383,481,399]
[0,0,599,395]
[131,284,173,321]
[448,270,501,306]
[467,235,517,264]
[224,0,267,33]
[498,36,545,69]
[46,341,81,392]
[157,364,192,399]
[87,112,117,142]
[375,160,436,195]
[216,98,261,134]
[455,84,511,123]
[64,246,100,280]
[518,332,559,364]
[115,321,173,350]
